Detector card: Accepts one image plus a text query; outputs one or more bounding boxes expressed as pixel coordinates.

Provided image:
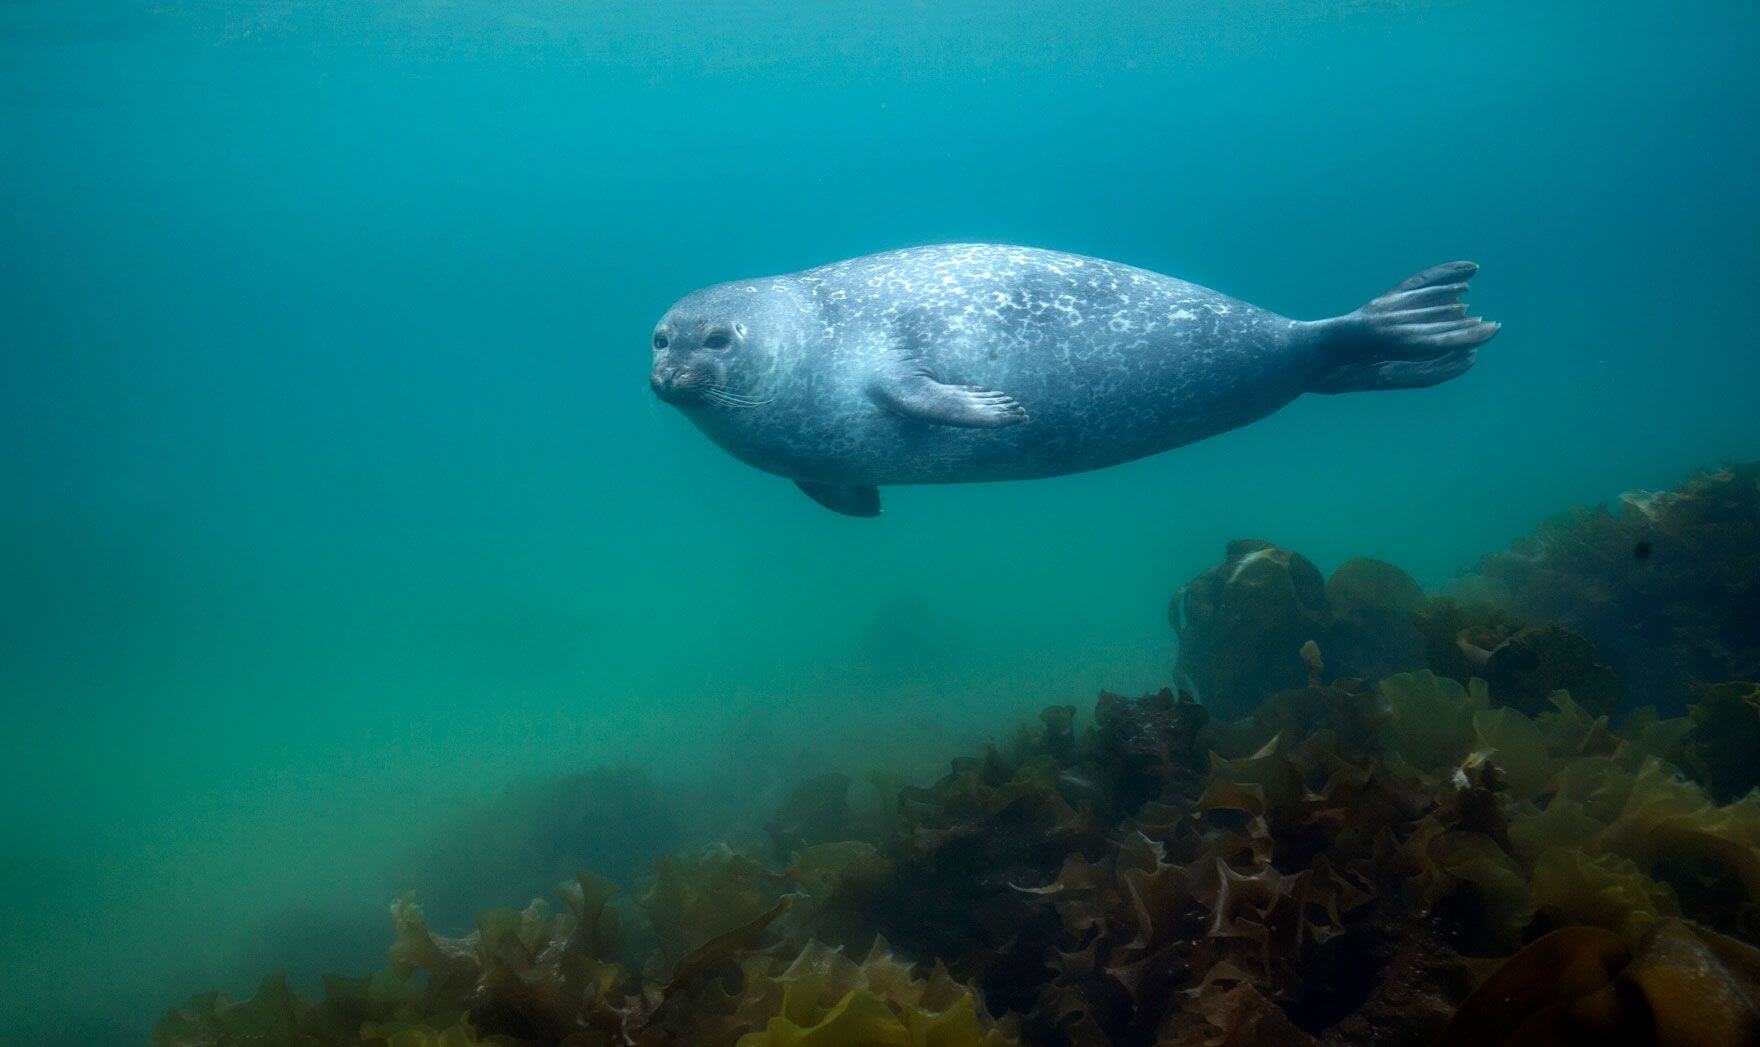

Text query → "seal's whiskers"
[705,387,774,408]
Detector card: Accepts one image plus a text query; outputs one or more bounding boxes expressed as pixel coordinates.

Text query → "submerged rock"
[1474,624,1623,718]
[1172,544,1428,720]
[1679,681,1760,803]
[1173,540,1330,722]
[1322,558,1431,685]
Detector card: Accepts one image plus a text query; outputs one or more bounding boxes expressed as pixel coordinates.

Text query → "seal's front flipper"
[869,357,1028,428]
[795,480,881,517]
[1305,261,1500,395]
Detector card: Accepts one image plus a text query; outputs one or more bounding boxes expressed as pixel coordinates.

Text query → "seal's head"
[649,282,799,411]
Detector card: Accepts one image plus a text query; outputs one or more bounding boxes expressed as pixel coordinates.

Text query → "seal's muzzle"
[650,362,711,403]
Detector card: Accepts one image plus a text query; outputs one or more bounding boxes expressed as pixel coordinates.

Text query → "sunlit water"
[3,2,1758,1041]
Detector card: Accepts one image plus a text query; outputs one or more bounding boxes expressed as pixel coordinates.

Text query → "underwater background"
[4,1,1760,1043]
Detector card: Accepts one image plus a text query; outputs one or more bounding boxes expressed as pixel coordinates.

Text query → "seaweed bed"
[157,464,1760,1047]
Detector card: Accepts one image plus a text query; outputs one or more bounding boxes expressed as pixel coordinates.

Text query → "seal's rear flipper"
[1305,261,1500,394]
[795,480,881,517]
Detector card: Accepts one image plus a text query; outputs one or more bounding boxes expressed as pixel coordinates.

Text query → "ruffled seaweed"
[1458,461,1760,713]
[156,463,1760,1047]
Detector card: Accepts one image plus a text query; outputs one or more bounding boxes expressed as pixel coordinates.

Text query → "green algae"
[155,464,1760,1047]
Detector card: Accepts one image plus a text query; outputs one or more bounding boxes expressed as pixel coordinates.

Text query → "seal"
[649,244,1499,516]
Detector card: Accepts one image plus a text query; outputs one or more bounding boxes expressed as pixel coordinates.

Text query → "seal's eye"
[703,332,731,350]
[653,334,668,350]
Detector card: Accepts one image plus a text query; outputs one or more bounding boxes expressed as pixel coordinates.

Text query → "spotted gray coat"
[650,244,1498,516]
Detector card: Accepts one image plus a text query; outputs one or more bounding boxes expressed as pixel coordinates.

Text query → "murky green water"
[3,2,1758,1042]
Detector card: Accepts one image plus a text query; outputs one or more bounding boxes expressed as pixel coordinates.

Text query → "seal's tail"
[1305,261,1500,394]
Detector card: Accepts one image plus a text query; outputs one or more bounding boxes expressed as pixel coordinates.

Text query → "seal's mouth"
[651,364,771,410]
[650,366,709,404]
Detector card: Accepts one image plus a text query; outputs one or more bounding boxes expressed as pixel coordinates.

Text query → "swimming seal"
[649,244,1499,516]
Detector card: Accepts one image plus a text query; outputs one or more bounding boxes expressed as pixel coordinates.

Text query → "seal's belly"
[825,316,1305,486]
[873,365,1300,484]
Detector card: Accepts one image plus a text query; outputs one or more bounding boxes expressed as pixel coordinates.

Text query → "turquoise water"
[3,2,1758,1041]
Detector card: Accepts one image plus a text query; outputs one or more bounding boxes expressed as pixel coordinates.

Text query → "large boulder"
[1171,541,1427,721]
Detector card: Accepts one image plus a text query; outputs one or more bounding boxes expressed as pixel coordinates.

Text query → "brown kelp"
[1457,461,1760,713]
[156,463,1760,1046]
